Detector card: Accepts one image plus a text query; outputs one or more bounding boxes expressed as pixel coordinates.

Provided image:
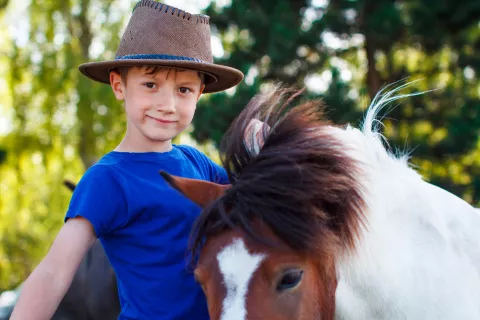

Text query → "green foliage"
[0,0,133,291]
[193,0,480,209]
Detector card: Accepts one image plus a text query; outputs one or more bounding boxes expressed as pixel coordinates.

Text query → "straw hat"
[78,0,244,93]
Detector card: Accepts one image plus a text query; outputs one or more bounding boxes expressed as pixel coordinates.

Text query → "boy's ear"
[110,70,125,100]
[197,84,205,101]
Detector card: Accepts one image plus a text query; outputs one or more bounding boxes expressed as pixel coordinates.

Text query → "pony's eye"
[276,269,303,292]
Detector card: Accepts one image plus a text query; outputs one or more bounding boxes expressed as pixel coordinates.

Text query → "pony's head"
[161,86,368,320]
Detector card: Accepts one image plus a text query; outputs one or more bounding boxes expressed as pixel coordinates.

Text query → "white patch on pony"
[331,82,480,319]
[217,238,265,320]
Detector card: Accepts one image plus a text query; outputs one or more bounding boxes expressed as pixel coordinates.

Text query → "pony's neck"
[331,126,480,319]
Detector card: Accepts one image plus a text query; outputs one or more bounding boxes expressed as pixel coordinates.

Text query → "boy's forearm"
[10,261,71,320]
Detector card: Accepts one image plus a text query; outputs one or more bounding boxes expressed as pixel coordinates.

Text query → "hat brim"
[79,59,244,93]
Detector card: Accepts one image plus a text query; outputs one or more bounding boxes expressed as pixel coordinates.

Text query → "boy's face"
[110,66,205,148]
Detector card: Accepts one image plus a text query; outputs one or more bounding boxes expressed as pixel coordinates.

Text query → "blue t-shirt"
[65,145,228,319]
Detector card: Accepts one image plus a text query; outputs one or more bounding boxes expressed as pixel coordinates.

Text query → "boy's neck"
[114,137,173,153]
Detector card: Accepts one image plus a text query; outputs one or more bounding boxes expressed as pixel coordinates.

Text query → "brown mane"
[190,85,367,259]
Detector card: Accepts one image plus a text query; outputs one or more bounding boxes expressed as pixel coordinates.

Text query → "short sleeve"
[65,165,129,238]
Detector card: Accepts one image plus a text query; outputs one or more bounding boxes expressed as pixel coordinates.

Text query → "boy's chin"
[144,132,178,144]
[139,126,187,145]
[147,135,175,143]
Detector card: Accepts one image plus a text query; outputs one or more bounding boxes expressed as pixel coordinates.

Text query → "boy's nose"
[156,91,176,113]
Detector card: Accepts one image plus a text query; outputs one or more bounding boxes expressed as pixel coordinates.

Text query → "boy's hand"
[10,217,96,320]
[244,119,270,155]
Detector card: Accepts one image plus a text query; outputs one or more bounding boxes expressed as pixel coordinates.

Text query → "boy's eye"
[179,87,192,94]
[143,82,157,89]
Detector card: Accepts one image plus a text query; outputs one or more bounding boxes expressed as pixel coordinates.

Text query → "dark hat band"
[109,54,218,84]
[115,54,210,64]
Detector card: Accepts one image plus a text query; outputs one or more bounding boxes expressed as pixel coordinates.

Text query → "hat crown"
[78,0,244,93]
[116,0,213,63]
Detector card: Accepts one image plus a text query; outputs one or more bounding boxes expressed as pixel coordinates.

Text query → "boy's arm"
[10,216,96,320]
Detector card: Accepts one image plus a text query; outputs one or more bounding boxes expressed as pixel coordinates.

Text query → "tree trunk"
[75,0,97,169]
[360,0,382,100]
[365,37,381,100]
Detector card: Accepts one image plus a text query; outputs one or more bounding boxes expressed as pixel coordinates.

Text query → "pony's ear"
[159,171,229,208]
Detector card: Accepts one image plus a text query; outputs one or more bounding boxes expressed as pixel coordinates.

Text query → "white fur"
[331,83,480,319]
[217,82,480,319]
[217,238,265,320]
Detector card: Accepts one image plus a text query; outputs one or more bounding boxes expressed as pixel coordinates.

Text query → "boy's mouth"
[147,115,176,124]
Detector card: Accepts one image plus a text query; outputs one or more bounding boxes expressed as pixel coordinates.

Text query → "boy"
[10,1,259,319]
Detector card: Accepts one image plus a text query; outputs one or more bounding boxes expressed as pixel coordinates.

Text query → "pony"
[160,83,480,320]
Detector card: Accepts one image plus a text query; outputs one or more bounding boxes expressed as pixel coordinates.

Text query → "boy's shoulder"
[175,144,228,184]
[95,151,126,166]
[175,144,204,158]
[77,152,126,186]
[175,144,216,165]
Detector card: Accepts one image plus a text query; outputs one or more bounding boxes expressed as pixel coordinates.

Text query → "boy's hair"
[115,66,205,86]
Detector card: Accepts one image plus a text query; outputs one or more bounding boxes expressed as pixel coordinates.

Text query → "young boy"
[10,1,256,319]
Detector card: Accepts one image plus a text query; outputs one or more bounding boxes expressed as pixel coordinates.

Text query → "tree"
[193,0,480,204]
[0,0,130,291]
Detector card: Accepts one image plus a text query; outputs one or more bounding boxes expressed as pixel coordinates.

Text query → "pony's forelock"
[189,84,367,260]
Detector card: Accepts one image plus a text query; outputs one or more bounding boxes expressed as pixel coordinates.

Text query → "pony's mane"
[359,80,429,168]
[190,85,368,256]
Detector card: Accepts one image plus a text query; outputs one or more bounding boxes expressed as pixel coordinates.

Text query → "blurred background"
[0,0,479,297]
